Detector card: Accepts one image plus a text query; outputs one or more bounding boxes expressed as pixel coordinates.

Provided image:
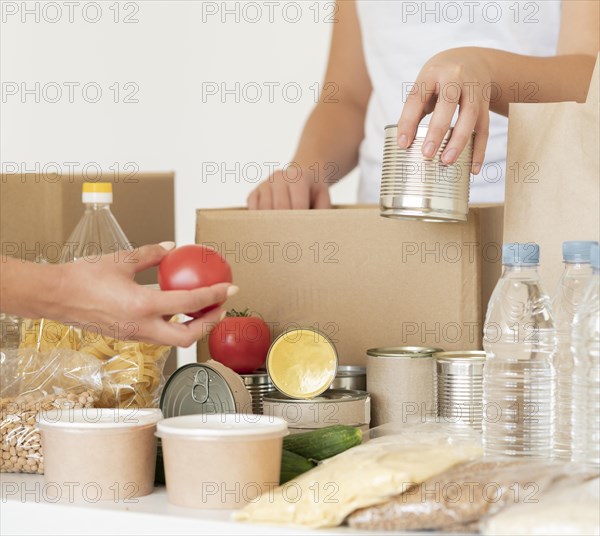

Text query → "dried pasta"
[19,318,170,409]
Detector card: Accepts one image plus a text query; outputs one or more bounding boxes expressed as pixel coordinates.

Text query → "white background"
[0,0,359,364]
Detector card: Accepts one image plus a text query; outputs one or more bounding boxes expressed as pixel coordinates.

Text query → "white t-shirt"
[355,0,561,204]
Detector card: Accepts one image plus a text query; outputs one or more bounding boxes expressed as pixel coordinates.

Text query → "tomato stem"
[226,308,251,317]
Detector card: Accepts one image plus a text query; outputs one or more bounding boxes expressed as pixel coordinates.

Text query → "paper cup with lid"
[37,408,162,501]
[157,413,287,509]
[266,328,338,399]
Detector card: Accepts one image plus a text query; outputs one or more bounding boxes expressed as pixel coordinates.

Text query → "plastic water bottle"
[60,182,132,262]
[572,243,600,468]
[482,243,555,458]
[552,241,596,460]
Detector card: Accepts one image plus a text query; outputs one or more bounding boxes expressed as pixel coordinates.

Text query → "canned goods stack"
[263,389,370,434]
[435,351,486,431]
[264,328,371,431]
[331,366,367,391]
[240,371,274,414]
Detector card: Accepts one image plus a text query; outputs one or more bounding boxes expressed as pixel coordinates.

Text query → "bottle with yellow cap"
[59,182,132,262]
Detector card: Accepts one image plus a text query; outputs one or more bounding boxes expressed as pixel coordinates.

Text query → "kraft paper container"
[37,408,162,501]
[157,414,287,510]
[366,350,436,427]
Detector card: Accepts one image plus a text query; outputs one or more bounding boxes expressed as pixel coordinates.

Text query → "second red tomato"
[208,310,271,374]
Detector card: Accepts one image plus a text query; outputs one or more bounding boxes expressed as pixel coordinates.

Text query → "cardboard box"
[196,205,504,366]
[0,172,175,285]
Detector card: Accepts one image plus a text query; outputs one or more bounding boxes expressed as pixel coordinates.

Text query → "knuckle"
[130,294,152,317]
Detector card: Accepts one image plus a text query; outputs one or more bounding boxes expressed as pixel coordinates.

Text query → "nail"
[472,163,482,174]
[397,134,408,149]
[442,148,458,164]
[226,285,239,297]
[159,241,176,251]
[423,141,436,158]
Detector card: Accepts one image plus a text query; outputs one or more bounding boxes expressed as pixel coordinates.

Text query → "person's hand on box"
[1,242,238,347]
[396,48,491,175]
[247,168,331,210]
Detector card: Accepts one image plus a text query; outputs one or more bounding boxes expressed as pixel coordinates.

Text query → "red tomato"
[208,310,271,374]
[158,245,232,318]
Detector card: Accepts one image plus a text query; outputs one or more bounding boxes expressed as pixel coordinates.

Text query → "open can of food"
[380,124,474,222]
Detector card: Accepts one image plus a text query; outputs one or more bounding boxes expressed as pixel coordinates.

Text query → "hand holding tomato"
[209,309,271,374]
[158,245,233,318]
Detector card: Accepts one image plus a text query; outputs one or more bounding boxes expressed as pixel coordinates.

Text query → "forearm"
[0,258,64,319]
[476,48,597,116]
[292,99,367,185]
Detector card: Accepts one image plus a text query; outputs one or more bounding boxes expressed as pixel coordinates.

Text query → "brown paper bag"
[504,55,599,291]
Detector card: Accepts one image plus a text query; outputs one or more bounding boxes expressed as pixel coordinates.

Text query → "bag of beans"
[0,347,102,474]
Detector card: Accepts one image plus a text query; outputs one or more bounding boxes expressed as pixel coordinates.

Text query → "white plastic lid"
[156,413,288,440]
[82,192,113,204]
[36,408,163,429]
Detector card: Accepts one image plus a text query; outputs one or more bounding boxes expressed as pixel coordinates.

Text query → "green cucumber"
[282,425,362,461]
[280,449,315,484]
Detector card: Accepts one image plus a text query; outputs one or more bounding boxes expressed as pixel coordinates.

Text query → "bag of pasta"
[0,345,102,473]
[19,318,171,409]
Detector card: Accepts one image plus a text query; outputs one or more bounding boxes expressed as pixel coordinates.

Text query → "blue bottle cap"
[591,244,600,270]
[502,243,540,266]
[562,241,598,263]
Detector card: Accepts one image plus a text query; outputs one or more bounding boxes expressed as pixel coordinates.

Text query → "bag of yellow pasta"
[19,318,171,409]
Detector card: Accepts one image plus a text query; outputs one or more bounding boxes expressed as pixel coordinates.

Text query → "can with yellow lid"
[266,328,338,399]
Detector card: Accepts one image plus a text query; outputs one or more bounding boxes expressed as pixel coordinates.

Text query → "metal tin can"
[160,361,253,418]
[240,371,274,414]
[380,124,474,222]
[331,366,367,391]
[435,351,486,431]
[366,347,441,427]
[367,346,443,357]
[266,328,338,399]
[263,389,370,433]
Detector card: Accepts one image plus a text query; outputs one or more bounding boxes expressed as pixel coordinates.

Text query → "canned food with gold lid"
[266,328,338,399]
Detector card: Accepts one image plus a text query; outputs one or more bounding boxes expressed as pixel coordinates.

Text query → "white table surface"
[0,473,423,536]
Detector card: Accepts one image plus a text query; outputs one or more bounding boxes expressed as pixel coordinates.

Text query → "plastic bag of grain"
[0,347,102,473]
[235,423,483,528]
[482,475,599,536]
[346,459,596,533]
